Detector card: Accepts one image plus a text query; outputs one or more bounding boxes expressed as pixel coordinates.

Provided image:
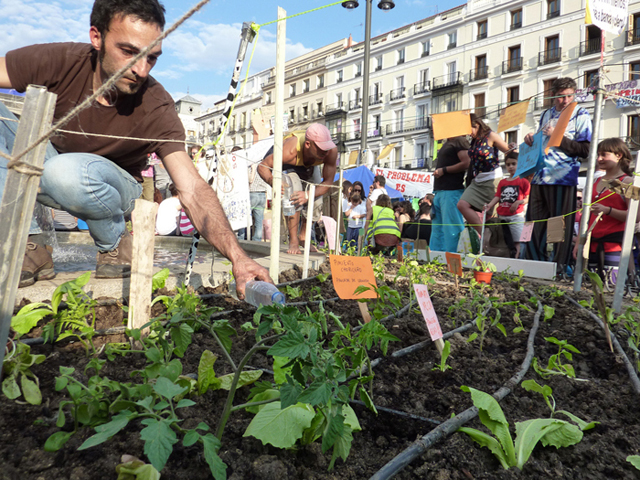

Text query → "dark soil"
[2,262,640,480]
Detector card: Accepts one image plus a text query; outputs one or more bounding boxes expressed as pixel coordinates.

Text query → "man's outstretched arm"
[0,58,12,89]
[162,150,272,297]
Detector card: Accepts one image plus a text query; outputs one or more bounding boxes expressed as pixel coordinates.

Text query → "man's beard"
[98,46,144,96]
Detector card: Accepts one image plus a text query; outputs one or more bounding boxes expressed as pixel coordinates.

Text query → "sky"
[0,0,462,109]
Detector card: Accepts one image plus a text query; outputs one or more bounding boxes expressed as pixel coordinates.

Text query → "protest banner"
[373,167,434,197]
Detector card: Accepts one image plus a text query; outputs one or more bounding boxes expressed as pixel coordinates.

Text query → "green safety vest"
[367,206,401,239]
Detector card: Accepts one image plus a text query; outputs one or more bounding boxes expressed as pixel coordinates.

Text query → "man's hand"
[434,167,445,178]
[232,255,272,300]
[524,133,534,146]
[542,123,555,137]
[590,202,608,216]
[290,190,308,207]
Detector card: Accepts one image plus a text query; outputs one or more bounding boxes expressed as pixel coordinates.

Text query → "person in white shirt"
[345,192,367,249]
[156,184,182,236]
[365,175,387,235]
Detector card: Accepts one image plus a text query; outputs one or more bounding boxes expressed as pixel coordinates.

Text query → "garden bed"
[2,261,640,480]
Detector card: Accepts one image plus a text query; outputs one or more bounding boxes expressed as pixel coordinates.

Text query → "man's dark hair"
[91,0,166,37]
[552,77,577,94]
[374,175,386,187]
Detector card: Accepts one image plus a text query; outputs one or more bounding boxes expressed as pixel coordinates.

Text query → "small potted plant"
[468,253,497,284]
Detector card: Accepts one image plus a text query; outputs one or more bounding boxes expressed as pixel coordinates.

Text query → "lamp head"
[377,0,395,10]
[342,0,359,8]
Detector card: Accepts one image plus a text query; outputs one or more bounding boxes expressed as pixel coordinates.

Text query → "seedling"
[533,337,583,380]
[284,285,303,299]
[432,340,452,372]
[467,253,497,272]
[467,297,507,352]
[615,304,640,372]
[2,341,46,405]
[458,386,588,470]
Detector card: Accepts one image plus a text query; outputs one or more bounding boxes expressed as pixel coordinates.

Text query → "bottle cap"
[271,291,286,304]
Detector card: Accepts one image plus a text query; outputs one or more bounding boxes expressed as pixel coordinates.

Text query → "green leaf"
[11,303,52,334]
[171,322,194,358]
[217,370,263,391]
[280,381,303,409]
[212,321,236,354]
[297,380,331,406]
[521,380,552,397]
[197,350,218,395]
[467,332,478,342]
[152,268,171,292]
[458,427,511,469]
[20,375,42,405]
[543,306,555,321]
[514,419,565,469]
[243,402,315,448]
[268,333,309,359]
[153,377,187,401]
[495,323,507,337]
[116,461,161,480]
[2,375,20,400]
[44,431,74,452]
[79,414,130,450]
[555,410,599,431]
[538,421,583,449]
[183,430,200,447]
[140,418,178,471]
[272,356,292,385]
[328,425,353,471]
[627,455,640,470]
[202,434,227,480]
[246,390,281,414]
[358,387,378,415]
[322,412,345,453]
[342,405,362,432]
[176,399,196,409]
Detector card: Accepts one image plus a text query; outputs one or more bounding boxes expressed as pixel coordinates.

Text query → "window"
[289,83,296,97]
[546,35,560,60]
[353,118,361,137]
[417,104,428,128]
[504,131,518,145]
[392,76,405,100]
[416,69,429,94]
[375,56,383,71]
[543,78,557,108]
[447,61,458,85]
[372,114,381,134]
[477,20,488,40]
[474,93,486,118]
[507,45,522,72]
[393,109,404,133]
[355,63,362,78]
[582,25,602,56]
[421,41,430,57]
[352,87,361,108]
[629,115,640,144]
[317,74,324,88]
[631,61,640,80]
[302,105,308,120]
[511,9,522,29]
[547,0,560,18]
[507,86,520,105]
[265,91,272,105]
[629,13,640,45]
[397,48,405,65]
[474,55,488,80]
[336,93,343,108]
[316,101,323,116]
[289,109,295,122]
[371,82,382,103]
[303,79,310,93]
[448,31,457,49]
[337,70,343,83]
[583,69,598,88]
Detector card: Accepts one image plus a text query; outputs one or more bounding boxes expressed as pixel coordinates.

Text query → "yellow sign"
[348,150,360,165]
[377,143,397,160]
[432,111,472,141]
[497,98,531,133]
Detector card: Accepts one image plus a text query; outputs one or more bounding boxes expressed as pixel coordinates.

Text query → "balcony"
[470,66,488,82]
[397,58,405,65]
[502,57,523,74]
[447,42,457,50]
[337,77,343,83]
[547,9,560,19]
[348,99,363,111]
[477,32,487,40]
[534,96,554,110]
[348,131,362,141]
[368,128,383,138]
[510,21,522,30]
[421,50,429,57]
[311,109,324,119]
[413,81,431,95]
[390,87,406,101]
[375,65,382,71]
[385,117,431,136]
[627,31,640,46]
[624,136,640,151]
[325,101,346,114]
[369,93,383,106]
[538,48,561,66]
[432,72,463,89]
[580,38,601,56]
[355,72,362,77]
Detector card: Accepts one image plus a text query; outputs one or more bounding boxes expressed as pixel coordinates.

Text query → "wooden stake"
[129,199,158,336]
[358,302,372,323]
[0,86,56,370]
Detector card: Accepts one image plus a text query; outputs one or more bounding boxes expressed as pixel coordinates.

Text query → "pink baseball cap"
[306,123,336,151]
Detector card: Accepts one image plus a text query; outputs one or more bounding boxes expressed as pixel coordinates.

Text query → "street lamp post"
[342,0,395,167]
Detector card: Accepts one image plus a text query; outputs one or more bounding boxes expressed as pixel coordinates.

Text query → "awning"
[377,143,397,160]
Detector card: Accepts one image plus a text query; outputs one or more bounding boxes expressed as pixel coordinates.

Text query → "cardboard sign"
[498,98,531,133]
[520,222,534,242]
[322,216,337,251]
[413,284,443,341]
[329,255,377,299]
[514,132,544,179]
[432,110,472,141]
[402,241,415,255]
[545,102,577,154]
[547,216,565,243]
[586,0,629,35]
[445,252,463,277]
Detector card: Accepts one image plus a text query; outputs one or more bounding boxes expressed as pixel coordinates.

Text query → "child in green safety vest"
[366,195,401,255]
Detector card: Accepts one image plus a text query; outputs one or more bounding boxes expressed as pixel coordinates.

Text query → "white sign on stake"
[413,284,443,341]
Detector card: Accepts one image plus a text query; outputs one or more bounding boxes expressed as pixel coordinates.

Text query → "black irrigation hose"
[353,300,417,334]
[349,399,441,426]
[565,295,640,394]
[276,274,331,288]
[370,292,543,480]
[286,297,339,306]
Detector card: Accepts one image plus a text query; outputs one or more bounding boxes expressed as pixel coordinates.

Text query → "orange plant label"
[330,255,377,299]
[545,102,577,154]
[446,252,463,277]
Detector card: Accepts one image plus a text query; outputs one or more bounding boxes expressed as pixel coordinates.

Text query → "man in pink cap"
[258,123,338,254]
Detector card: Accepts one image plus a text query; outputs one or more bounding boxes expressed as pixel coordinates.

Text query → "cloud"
[0,1,91,54]
[170,91,225,111]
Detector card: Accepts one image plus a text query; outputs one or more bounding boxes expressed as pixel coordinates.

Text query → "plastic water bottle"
[244,281,285,307]
[282,175,296,216]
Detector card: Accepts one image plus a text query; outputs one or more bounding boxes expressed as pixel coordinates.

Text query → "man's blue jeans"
[250,191,266,242]
[0,101,142,251]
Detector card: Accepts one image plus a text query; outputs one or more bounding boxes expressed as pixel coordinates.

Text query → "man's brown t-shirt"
[6,42,185,179]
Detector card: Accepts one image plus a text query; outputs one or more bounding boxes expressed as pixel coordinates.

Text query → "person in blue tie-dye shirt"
[522,77,592,271]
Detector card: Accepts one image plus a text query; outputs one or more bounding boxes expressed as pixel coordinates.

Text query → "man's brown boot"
[20,242,56,288]
[96,232,132,278]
